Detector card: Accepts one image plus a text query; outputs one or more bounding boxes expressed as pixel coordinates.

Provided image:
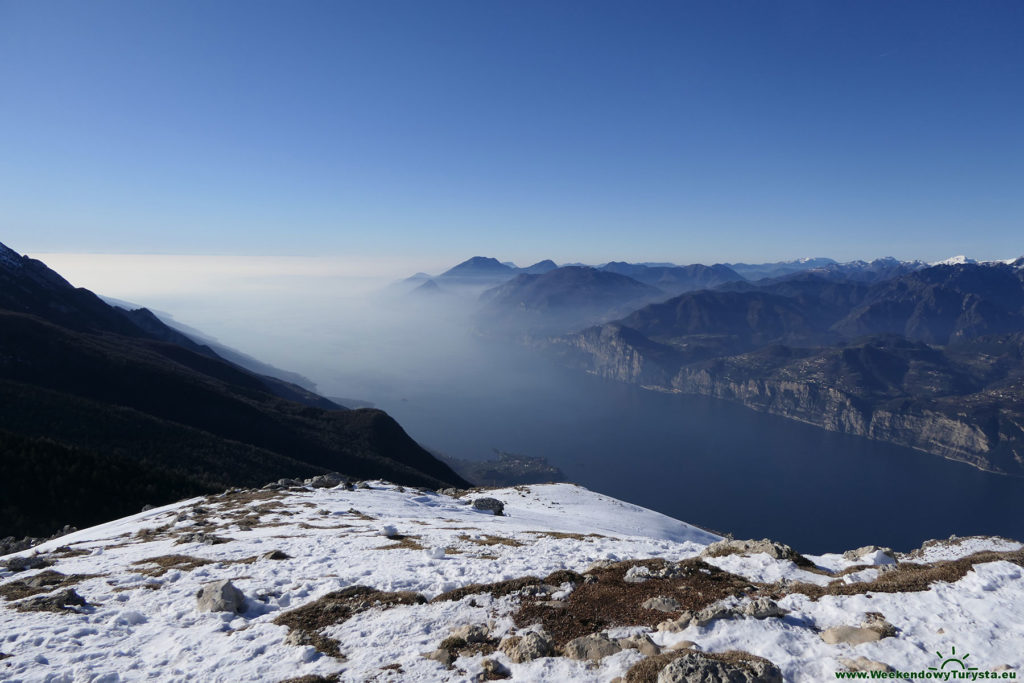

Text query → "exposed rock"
[261,550,291,561]
[4,555,51,572]
[741,597,788,619]
[820,626,883,645]
[657,611,696,633]
[449,624,491,644]
[692,603,736,627]
[498,631,554,663]
[668,640,699,651]
[839,656,894,673]
[176,532,229,545]
[842,546,897,565]
[439,488,464,497]
[862,612,898,638]
[624,565,652,583]
[657,651,783,683]
[479,657,511,679]
[702,538,807,564]
[562,633,623,661]
[643,596,683,612]
[196,580,246,613]
[424,648,454,667]
[309,474,345,489]
[617,633,661,656]
[14,588,88,613]
[471,498,505,516]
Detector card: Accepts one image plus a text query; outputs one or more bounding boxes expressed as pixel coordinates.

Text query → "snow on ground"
[1,482,1021,682]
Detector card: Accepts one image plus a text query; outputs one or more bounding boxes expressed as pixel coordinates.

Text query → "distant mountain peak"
[440,256,516,278]
[931,255,976,266]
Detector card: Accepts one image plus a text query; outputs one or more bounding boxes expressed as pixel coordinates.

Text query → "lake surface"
[330,339,1024,554]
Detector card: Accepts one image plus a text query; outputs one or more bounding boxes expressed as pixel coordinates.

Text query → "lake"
[327,338,1024,554]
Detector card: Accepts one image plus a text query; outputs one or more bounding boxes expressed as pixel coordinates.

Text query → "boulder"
[741,597,788,619]
[820,626,882,645]
[842,546,897,565]
[701,538,806,563]
[643,596,683,612]
[562,633,622,661]
[657,651,783,683]
[657,611,696,633]
[196,580,246,613]
[839,656,894,673]
[471,498,505,516]
[424,648,454,667]
[309,473,344,489]
[5,555,51,572]
[498,631,554,663]
[449,623,491,644]
[617,634,661,656]
[624,565,651,583]
[479,658,511,680]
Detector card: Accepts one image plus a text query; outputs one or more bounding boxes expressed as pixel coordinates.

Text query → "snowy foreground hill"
[1,483,1022,682]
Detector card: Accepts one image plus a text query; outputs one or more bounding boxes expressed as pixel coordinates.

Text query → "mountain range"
[0,242,467,537]
[397,254,1024,475]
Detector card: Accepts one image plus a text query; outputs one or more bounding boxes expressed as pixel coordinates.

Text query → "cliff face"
[558,324,1024,476]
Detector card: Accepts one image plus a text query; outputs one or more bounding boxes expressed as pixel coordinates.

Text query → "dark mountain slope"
[601,262,745,294]
[478,266,664,335]
[0,243,467,536]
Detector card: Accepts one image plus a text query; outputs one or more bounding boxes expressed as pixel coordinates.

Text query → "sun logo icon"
[929,646,979,671]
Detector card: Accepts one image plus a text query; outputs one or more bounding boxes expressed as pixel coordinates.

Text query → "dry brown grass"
[131,554,215,577]
[273,586,426,658]
[783,548,1024,600]
[458,534,523,548]
[525,531,607,541]
[514,559,754,647]
[0,570,98,601]
[375,535,426,551]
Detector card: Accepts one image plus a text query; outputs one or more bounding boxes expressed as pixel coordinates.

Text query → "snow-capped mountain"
[2,482,1020,682]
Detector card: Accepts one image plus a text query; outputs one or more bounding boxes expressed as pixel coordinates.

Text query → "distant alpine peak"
[931,254,977,266]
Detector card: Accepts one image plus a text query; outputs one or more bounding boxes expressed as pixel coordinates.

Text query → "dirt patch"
[133,524,174,541]
[346,509,376,521]
[784,548,1024,600]
[48,546,92,559]
[375,535,426,551]
[514,559,754,647]
[273,585,426,658]
[0,570,98,601]
[458,534,523,548]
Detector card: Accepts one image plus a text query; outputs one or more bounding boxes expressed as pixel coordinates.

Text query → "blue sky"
[1,1,1022,267]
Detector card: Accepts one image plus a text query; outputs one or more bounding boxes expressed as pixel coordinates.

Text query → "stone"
[498,631,554,663]
[643,596,683,612]
[617,634,661,656]
[624,565,651,583]
[479,658,511,680]
[562,633,622,661]
[668,640,699,651]
[741,597,788,619]
[701,538,805,563]
[839,656,894,673]
[16,589,87,613]
[449,623,490,644]
[692,604,736,627]
[196,580,246,613]
[309,473,343,488]
[842,546,897,565]
[820,626,882,645]
[424,648,454,667]
[261,550,290,561]
[439,488,463,497]
[862,612,897,638]
[657,611,695,633]
[471,498,505,516]
[5,555,50,572]
[657,651,783,683]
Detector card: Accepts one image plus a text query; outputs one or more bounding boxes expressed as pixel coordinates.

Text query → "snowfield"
[0,482,1021,682]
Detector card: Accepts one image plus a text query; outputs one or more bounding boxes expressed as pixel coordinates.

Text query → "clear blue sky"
[1,1,1022,266]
